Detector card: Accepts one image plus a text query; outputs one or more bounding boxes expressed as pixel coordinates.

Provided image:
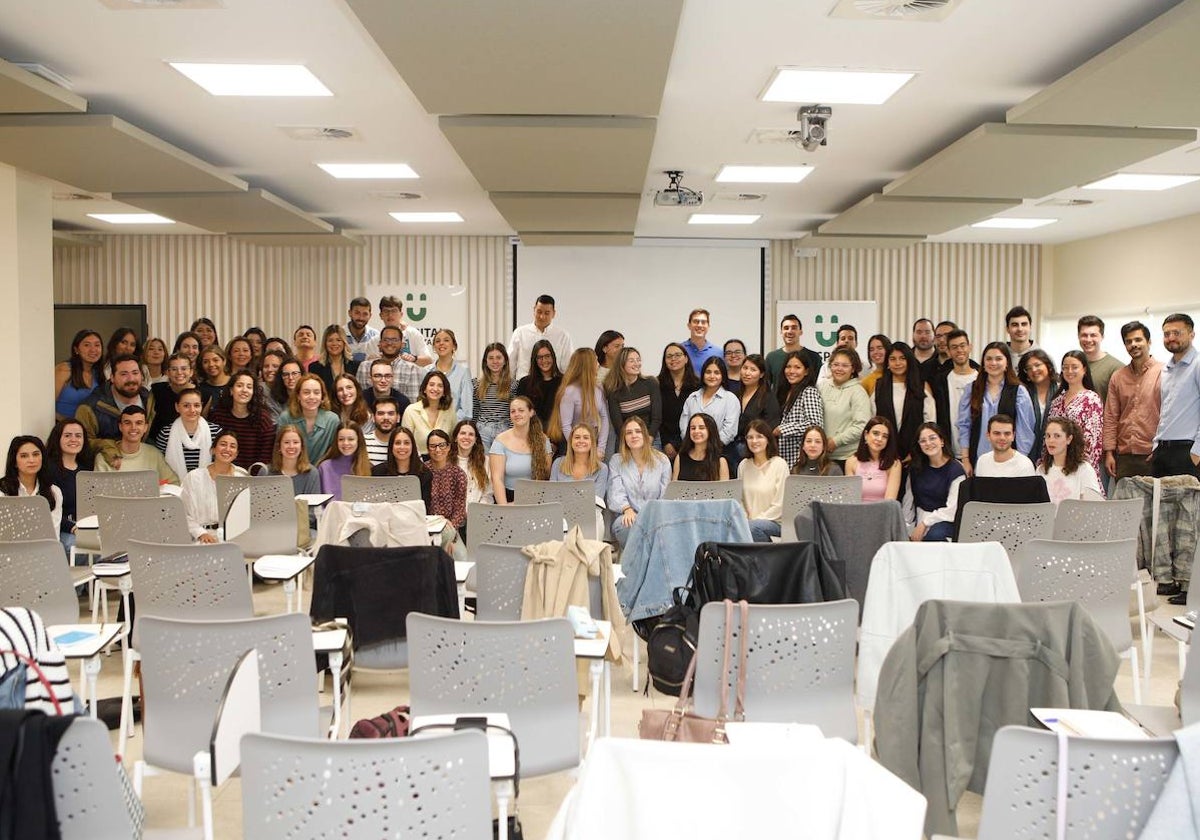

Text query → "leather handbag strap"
[715,599,734,722]
[0,648,64,716]
[732,600,749,721]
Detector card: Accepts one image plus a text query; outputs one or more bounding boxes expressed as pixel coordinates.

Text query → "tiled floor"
[81,582,1188,840]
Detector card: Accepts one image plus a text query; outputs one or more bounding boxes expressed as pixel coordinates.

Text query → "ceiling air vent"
[830,0,961,22]
[1037,198,1095,208]
[713,191,766,203]
[280,126,362,142]
[369,191,424,201]
[99,0,223,8]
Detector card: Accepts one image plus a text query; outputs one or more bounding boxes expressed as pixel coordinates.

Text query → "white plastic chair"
[779,474,863,541]
[514,478,599,539]
[957,501,1055,558]
[663,479,743,502]
[340,474,423,503]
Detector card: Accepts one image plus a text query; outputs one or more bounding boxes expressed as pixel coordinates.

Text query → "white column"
[0,164,55,448]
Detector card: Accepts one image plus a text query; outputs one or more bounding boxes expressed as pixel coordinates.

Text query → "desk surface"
[574,620,611,659]
[410,712,515,778]
[50,623,123,657]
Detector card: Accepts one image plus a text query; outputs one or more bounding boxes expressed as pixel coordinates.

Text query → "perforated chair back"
[95,494,190,558]
[663,479,742,501]
[465,502,563,561]
[976,725,1177,840]
[514,478,598,538]
[76,470,158,519]
[126,539,254,645]
[1052,497,1143,542]
[407,613,579,776]
[780,475,863,541]
[1014,538,1138,653]
[138,613,318,774]
[51,718,139,840]
[215,474,299,559]
[0,539,81,626]
[241,730,492,840]
[0,496,58,542]
[340,474,422,504]
[958,501,1055,558]
[473,542,603,620]
[692,599,859,741]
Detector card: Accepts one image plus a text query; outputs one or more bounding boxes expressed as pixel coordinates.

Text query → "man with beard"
[76,354,155,462]
[1102,321,1161,482]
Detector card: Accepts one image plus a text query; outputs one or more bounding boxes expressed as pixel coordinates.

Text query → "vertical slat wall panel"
[53,235,510,367]
[769,241,1041,350]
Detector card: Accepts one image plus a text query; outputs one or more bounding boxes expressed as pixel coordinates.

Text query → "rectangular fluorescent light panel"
[389,211,463,223]
[170,63,332,96]
[688,214,761,225]
[716,165,813,184]
[761,69,914,105]
[87,213,175,225]
[971,218,1057,230]
[1082,173,1200,191]
[318,163,419,179]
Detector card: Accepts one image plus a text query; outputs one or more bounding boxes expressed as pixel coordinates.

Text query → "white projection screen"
[514,240,765,371]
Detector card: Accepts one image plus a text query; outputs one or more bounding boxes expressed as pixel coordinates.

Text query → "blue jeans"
[924,521,955,542]
[749,519,781,543]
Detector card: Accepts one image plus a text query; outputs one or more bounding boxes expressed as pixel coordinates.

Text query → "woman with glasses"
[658,342,701,460]
[905,422,966,541]
[267,357,304,422]
[514,339,563,427]
[149,352,196,440]
[426,429,468,535]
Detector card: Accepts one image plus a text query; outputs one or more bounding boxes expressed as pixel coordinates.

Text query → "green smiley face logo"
[405,292,428,322]
[814,314,840,347]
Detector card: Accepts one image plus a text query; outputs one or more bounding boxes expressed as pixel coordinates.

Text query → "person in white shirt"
[508,294,573,379]
[739,420,788,542]
[942,330,979,457]
[1,435,64,535]
[974,414,1036,478]
[1037,417,1102,505]
[180,430,248,542]
[360,295,431,366]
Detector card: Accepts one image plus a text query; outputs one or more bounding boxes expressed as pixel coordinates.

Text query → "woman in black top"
[671,413,729,482]
[512,339,562,426]
[371,426,433,509]
[45,418,95,552]
[733,353,781,471]
[657,342,700,460]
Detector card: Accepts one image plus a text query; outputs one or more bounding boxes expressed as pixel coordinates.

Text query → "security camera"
[795,105,832,152]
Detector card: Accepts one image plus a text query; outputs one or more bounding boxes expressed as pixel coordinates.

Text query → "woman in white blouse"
[739,419,788,542]
[156,387,219,479]
[451,419,494,505]
[181,430,248,543]
[1037,417,1102,505]
[1,435,63,534]
[679,357,739,455]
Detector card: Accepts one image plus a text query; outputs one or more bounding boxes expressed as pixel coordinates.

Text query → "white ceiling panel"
[489,193,640,232]
[113,189,333,234]
[819,194,1019,236]
[0,58,86,113]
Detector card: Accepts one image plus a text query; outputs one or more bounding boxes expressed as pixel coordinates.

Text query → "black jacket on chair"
[950,476,1051,540]
[691,541,844,606]
[309,545,459,648]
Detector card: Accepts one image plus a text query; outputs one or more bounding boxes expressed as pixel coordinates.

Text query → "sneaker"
[1158,582,1182,596]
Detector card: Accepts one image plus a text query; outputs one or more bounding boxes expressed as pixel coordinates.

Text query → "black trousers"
[1151,442,1200,479]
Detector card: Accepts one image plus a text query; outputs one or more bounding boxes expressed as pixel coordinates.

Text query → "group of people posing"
[13,294,1199,562]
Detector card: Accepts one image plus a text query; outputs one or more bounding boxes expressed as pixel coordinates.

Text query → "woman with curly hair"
[1038,416,1102,505]
[845,416,901,503]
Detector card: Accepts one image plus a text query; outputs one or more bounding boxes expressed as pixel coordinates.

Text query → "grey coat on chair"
[810,499,905,617]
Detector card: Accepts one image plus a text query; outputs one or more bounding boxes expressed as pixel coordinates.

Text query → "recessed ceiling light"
[761,68,914,105]
[688,214,761,225]
[716,165,814,184]
[87,213,175,225]
[389,211,463,223]
[1082,173,1200,191]
[169,63,332,96]
[971,218,1057,230]
[318,163,419,179]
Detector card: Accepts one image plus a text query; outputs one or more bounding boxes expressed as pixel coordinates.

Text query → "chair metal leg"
[1128,647,1142,705]
[194,751,214,840]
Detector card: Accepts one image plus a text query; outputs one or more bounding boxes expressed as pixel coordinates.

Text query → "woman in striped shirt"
[472,342,513,453]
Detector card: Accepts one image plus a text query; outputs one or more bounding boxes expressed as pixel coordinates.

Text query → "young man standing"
[973,414,1035,478]
[940,329,979,458]
[1004,306,1037,367]
[509,294,572,378]
[362,295,431,367]
[344,296,378,362]
[95,406,178,484]
[1077,315,1124,403]
[682,308,723,374]
[1102,320,1161,482]
[766,314,822,389]
[1153,313,1200,480]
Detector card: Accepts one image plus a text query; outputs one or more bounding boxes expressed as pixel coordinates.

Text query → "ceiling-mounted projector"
[654,170,703,207]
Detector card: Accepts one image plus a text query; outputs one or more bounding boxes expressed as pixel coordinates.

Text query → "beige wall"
[1050,211,1200,317]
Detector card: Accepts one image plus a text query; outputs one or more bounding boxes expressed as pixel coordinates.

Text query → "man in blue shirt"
[682,308,722,374]
[1153,312,1200,481]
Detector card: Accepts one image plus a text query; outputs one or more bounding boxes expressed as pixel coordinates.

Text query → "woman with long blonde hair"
[489,395,552,504]
[549,348,611,456]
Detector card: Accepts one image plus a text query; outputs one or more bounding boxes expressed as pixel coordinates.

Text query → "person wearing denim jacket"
[616,498,751,622]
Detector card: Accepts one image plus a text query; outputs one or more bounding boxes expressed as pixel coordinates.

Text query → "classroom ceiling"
[0,0,1198,246]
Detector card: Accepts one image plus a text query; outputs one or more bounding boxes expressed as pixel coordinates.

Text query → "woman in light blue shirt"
[424,328,473,422]
[607,416,671,547]
[679,357,740,463]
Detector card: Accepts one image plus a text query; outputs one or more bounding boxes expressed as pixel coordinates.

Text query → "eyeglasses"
[724,349,745,358]
[428,441,450,450]
[281,370,302,379]
[371,372,393,379]
[665,352,686,361]
[535,353,553,361]
[917,436,941,445]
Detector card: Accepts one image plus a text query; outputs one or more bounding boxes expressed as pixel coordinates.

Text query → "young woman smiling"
[426,429,468,534]
[472,342,514,452]
[224,336,255,376]
[739,419,789,542]
[451,420,493,505]
[657,342,700,460]
[607,416,671,548]
[678,357,739,459]
[489,395,552,504]
[54,329,103,421]
[604,346,662,446]
[141,337,169,385]
[550,423,610,502]
[402,370,457,456]
[513,339,563,427]
[374,426,433,509]
[791,425,842,476]
[309,325,359,395]
[775,351,825,469]
[45,419,94,551]
[1038,416,1103,505]
[818,347,870,467]
[672,412,729,482]
[1046,350,1104,476]
[156,387,222,478]
[266,425,320,497]
[424,329,474,423]
[208,370,279,470]
[180,430,246,544]
[845,416,902,503]
[905,422,965,542]
[265,355,301,421]
[733,354,781,472]
[276,373,340,462]
[1018,349,1060,460]
[860,334,892,396]
[872,341,936,464]
[197,345,232,411]
[317,422,371,501]
[956,341,1036,475]
[332,373,372,432]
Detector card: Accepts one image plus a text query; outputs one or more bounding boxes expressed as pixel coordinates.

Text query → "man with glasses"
[357,325,423,401]
[722,339,746,394]
[360,357,411,414]
[361,295,431,367]
[938,330,979,458]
